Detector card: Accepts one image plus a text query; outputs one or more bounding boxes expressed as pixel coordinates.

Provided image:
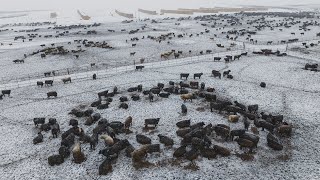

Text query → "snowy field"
[0,9,320,180]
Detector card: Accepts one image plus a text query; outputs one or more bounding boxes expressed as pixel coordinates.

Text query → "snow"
[0,8,320,180]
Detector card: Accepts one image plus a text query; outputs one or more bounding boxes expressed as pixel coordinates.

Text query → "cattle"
[243,117,250,130]
[212,70,221,79]
[239,133,259,148]
[44,72,51,77]
[37,81,44,87]
[194,73,203,79]
[128,87,138,92]
[47,91,57,98]
[145,118,160,128]
[241,52,248,56]
[62,77,71,84]
[176,120,190,128]
[267,133,283,150]
[51,124,60,138]
[277,125,292,136]
[230,129,246,141]
[214,57,221,61]
[131,145,149,163]
[228,115,240,123]
[48,118,57,125]
[2,90,11,96]
[260,82,266,88]
[180,93,195,102]
[227,75,233,79]
[190,81,199,89]
[214,125,230,141]
[180,73,189,80]
[136,134,151,144]
[119,103,129,109]
[158,134,174,146]
[119,96,128,102]
[159,92,170,98]
[210,102,225,113]
[235,138,255,152]
[234,101,246,111]
[130,52,136,56]
[234,55,241,60]
[200,82,205,90]
[48,154,64,166]
[181,104,187,114]
[45,80,53,86]
[135,66,144,71]
[33,118,45,127]
[131,94,140,101]
[204,93,216,102]
[248,104,259,113]
[98,90,108,99]
[223,70,231,77]
[305,63,318,70]
[173,146,187,158]
[214,145,231,157]
[150,88,161,96]
[13,59,24,63]
[69,119,78,127]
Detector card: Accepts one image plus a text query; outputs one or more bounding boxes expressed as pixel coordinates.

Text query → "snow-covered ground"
[0,54,320,179]
[0,9,320,180]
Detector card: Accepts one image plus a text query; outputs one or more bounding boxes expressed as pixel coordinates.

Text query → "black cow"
[135,66,144,71]
[2,90,11,96]
[145,118,160,128]
[180,73,189,80]
[98,90,109,99]
[37,81,44,87]
[214,57,221,61]
[45,80,53,86]
[194,73,203,79]
[47,91,57,98]
[44,72,51,77]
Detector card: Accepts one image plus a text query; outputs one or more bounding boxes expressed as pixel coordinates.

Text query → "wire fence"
[0,49,245,90]
[1,37,319,90]
[215,35,320,46]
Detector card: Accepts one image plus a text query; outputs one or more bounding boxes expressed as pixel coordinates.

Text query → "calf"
[130,52,136,56]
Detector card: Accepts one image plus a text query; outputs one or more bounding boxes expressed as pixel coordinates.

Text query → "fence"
[1,37,319,90]
[0,49,245,90]
[215,36,320,46]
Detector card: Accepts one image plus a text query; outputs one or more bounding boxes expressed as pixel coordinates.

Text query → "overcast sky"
[0,0,319,11]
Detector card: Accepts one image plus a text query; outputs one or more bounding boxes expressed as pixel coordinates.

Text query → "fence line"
[0,50,244,90]
[1,39,317,90]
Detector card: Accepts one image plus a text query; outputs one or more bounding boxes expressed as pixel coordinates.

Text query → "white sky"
[0,0,319,11]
